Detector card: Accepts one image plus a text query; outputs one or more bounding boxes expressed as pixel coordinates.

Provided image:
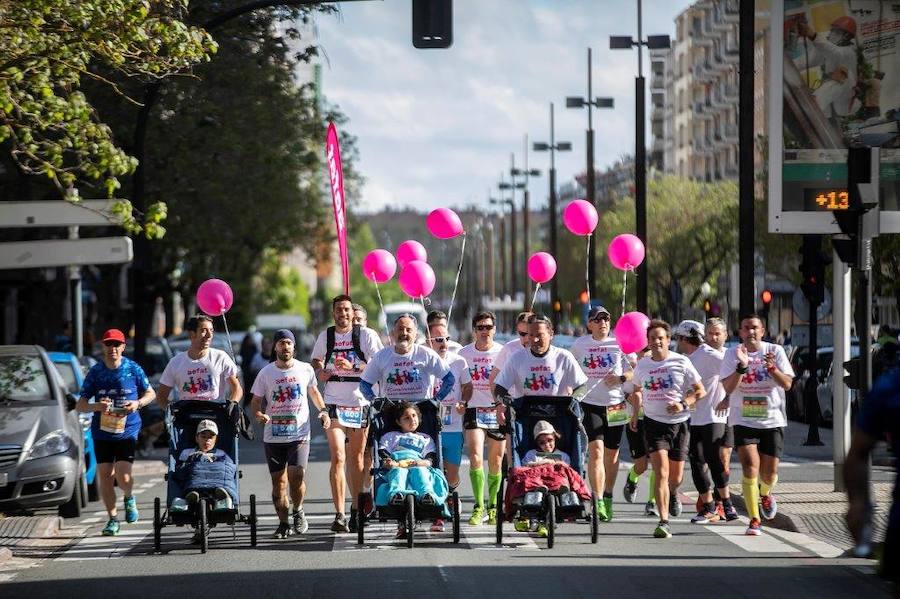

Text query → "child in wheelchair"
[170,419,237,513]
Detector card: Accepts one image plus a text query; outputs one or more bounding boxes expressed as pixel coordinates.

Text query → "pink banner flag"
[326,122,350,294]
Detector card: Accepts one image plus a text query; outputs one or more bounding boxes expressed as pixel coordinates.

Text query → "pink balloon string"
[531,282,541,312]
[621,268,628,318]
[447,232,466,323]
[584,237,592,309]
[420,295,432,345]
[370,272,390,338]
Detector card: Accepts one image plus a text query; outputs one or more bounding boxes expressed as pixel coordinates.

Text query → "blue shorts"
[441,432,465,466]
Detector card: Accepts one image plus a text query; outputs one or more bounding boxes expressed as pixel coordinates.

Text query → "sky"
[314,0,693,213]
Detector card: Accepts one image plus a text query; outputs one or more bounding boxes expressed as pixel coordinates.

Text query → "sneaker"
[715,501,726,521]
[292,509,308,535]
[213,497,233,511]
[186,491,200,505]
[390,493,406,506]
[723,503,740,522]
[745,517,762,536]
[420,494,437,505]
[395,526,407,539]
[272,521,293,539]
[468,506,486,526]
[170,497,189,512]
[760,494,778,520]
[430,518,445,532]
[645,500,658,517]
[487,507,497,525]
[522,491,543,507]
[669,495,682,518]
[514,518,531,532]
[349,508,358,533]
[691,509,720,524]
[603,497,614,521]
[101,518,120,536]
[331,514,350,533]
[536,523,549,538]
[124,496,138,523]
[653,521,672,539]
[623,478,638,503]
[597,499,610,522]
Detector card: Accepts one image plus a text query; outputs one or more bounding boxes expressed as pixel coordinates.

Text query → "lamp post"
[534,102,572,327]
[511,143,541,309]
[489,194,515,299]
[497,173,524,302]
[566,47,614,303]
[610,0,671,315]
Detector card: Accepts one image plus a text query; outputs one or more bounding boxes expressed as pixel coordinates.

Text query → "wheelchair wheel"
[495,478,504,545]
[199,498,209,554]
[590,492,599,544]
[153,497,162,553]
[546,495,555,549]
[357,492,366,546]
[405,494,415,549]
[451,491,460,544]
[249,494,257,547]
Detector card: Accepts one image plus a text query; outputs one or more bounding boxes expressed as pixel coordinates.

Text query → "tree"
[255,250,312,322]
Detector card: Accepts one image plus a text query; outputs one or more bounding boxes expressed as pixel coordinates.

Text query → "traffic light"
[412,0,453,48]
[703,298,712,318]
[799,235,826,305]
[760,289,772,319]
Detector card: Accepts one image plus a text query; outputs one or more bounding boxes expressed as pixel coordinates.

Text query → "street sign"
[790,324,834,350]
[0,200,123,228]
[792,287,831,322]
[0,237,133,269]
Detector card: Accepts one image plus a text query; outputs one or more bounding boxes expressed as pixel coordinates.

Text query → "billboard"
[769,0,900,233]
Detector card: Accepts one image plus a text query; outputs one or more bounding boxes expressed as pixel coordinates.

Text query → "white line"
[437,565,450,583]
[80,517,103,524]
[703,522,801,553]
[763,525,845,558]
[55,527,151,561]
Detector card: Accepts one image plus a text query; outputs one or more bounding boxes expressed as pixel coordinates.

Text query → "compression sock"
[743,477,760,519]
[628,466,640,484]
[647,470,656,502]
[470,468,485,508]
[760,474,778,497]
[487,472,502,508]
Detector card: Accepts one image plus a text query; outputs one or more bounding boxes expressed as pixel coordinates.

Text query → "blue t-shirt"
[857,367,900,522]
[80,357,150,441]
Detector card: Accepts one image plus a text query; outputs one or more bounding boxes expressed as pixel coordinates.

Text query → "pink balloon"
[563,199,599,236]
[426,208,464,239]
[527,252,557,284]
[608,234,646,271]
[398,260,436,298]
[362,249,397,284]
[196,279,233,316]
[396,240,428,268]
[614,311,651,354]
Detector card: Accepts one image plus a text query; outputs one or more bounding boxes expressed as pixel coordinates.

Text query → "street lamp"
[611,0,671,316]
[498,174,524,301]
[533,102,572,327]
[489,194,514,299]
[566,47,614,302]
[511,145,541,309]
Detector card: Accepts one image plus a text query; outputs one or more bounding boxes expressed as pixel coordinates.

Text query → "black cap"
[588,306,611,319]
[273,329,295,345]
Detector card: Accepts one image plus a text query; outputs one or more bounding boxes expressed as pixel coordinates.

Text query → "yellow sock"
[743,477,760,520]
[760,474,778,497]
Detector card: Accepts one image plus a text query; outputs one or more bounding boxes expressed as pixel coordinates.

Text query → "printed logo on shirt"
[327,349,357,367]
[582,352,615,370]
[397,435,427,453]
[270,383,304,403]
[525,372,556,391]
[741,364,772,385]
[468,364,491,381]
[181,373,213,395]
[642,374,675,392]
[386,368,422,386]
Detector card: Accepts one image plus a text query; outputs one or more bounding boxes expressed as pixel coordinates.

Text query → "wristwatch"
[619,374,627,384]
[352,363,361,373]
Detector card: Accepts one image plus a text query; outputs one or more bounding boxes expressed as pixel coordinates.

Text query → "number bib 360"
[271,414,298,438]
[741,396,768,420]
[100,411,126,434]
[606,402,629,425]
[475,407,498,429]
[336,406,364,428]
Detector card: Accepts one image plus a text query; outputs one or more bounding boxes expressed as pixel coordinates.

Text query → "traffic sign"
[792,287,831,323]
[0,237,133,269]
[0,200,123,228]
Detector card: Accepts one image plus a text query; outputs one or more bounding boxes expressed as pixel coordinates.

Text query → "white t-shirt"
[687,344,727,426]
[378,430,436,459]
[436,353,472,433]
[361,344,450,401]
[632,352,702,425]
[493,338,527,374]
[160,349,239,402]
[495,346,588,397]
[250,360,316,443]
[570,335,633,407]
[447,340,464,353]
[458,342,503,408]
[311,326,383,407]
[720,342,794,429]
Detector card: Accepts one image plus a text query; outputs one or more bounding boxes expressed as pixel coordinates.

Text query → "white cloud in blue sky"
[314,0,692,213]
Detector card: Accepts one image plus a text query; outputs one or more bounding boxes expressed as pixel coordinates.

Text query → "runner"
[629,320,705,539]
[250,329,331,539]
[489,311,533,391]
[156,315,243,409]
[717,314,794,536]
[623,369,658,517]
[673,320,736,524]
[705,316,735,519]
[427,320,473,532]
[457,311,504,525]
[311,294,383,533]
[570,306,633,522]
[427,310,463,352]
[76,329,156,536]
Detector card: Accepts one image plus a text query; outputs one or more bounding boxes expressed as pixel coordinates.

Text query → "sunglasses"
[475,324,494,331]
[431,336,451,343]
[103,341,124,348]
[590,315,610,322]
[517,331,529,337]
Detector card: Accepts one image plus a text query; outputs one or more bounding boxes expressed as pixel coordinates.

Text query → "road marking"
[55,525,152,561]
[703,522,801,553]
[464,524,540,550]
[763,525,845,558]
[80,517,103,524]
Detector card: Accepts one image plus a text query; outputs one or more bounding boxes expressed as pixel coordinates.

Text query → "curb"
[0,546,11,565]
[0,515,62,546]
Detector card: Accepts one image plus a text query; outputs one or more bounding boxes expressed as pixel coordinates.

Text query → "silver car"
[0,345,86,517]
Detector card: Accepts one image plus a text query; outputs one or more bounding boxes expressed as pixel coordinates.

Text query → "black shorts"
[643,418,690,461]
[94,438,137,464]
[723,424,734,448]
[463,407,506,442]
[582,403,625,449]
[626,420,647,460]
[732,425,784,458]
[264,440,310,473]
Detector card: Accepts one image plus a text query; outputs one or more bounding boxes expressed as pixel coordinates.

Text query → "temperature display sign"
[803,189,849,211]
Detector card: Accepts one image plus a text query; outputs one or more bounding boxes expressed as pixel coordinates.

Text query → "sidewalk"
[726,421,895,552]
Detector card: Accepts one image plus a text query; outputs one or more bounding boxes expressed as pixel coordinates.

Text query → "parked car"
[0,345,86,517]
[48,352,98,502]
[787,343,859,424]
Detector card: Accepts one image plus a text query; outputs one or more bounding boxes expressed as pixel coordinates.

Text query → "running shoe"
[292,509,308,535]
[124,496,139,523]
[603,497,614,521]
[690,508,720,524]
[597,499,610,522]
[669,495,683,518]
[213,498,233,511]
[330,514,350,533]
[186,491,200,505]
[514,518,531,532]
[430,519,445,532]
[715,501,726,521]
[745,518,762,536]
[272,521,293,539]
[723,503,740,522]
[623,478,638,503]
[487,507,498,525]
[653,521,672,539]
[395,526,407,539]
[101,518,120,536]
[644,500,658,517]
[536,523,549,538]
[170,497,189,512]
[468,506,486,525]
[348,508,358,533]
[760,494,778,520]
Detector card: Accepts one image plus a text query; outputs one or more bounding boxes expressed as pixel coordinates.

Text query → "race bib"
[741,396,768,420]
[607,402,629,425]
[336,406,364,429]
[100,410,126,434]
[475,407,498,429]
[270,414,298,438]
[441,404,454,426]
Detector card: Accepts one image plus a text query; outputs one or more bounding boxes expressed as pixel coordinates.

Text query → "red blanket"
[503,463,591,517]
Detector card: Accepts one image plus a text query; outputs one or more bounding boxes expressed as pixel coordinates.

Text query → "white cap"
[675,319,705,339]
[533,420,559,439]
[196,419,218,435]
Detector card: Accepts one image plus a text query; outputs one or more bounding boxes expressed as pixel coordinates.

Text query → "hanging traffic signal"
[703,298,712,317]
[761,290,773,305]
[579,290,589,304]
[799,235,826,305]
[412,0,453,48]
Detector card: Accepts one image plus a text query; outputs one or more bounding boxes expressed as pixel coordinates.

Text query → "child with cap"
[171,419,237,513]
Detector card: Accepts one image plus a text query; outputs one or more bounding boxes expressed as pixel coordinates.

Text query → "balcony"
[723,82,738,99]
[723,123,739,143]
[724,0,739,22]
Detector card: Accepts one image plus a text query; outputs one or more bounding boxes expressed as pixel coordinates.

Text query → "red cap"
[101,329,126,344]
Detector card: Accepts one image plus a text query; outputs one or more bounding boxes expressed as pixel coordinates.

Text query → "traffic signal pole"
[833,249,851,491]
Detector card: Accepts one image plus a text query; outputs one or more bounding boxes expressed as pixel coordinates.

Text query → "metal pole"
[549,103,560,328]
[586,48,597,302]
[738,0,755,317]
[635,1,648,315]
[68,226,83,358]
[833,248,851,491]
[523,136,532,310]
[499,214,507,298]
